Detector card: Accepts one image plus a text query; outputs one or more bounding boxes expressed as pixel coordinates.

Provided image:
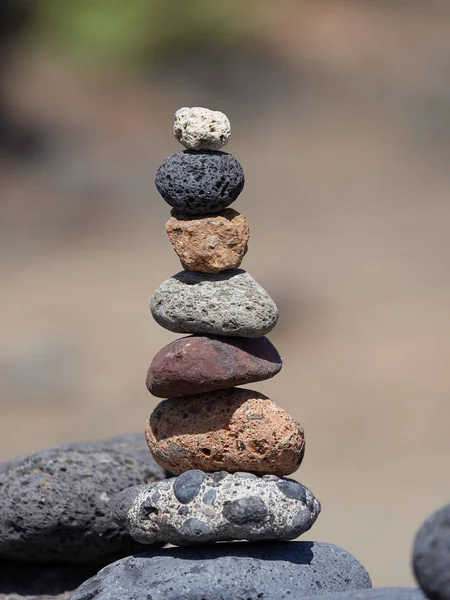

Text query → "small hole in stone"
[200,448,211,456]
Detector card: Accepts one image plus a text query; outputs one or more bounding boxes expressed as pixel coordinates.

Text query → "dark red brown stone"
[146,336,282,398]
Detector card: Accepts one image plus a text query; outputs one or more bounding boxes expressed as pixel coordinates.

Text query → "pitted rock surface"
[113,470,319,545]
[146,388,304,475]
[166,209,249,273]
[0,434,166,478]
[0,445,165,563]
[155,150,244,215]
[413,503,450,600]
[71,541,371,600]
[147,335,282,397]
[301,590,424,600]
[150,269,278,337]
[173,107,231,150]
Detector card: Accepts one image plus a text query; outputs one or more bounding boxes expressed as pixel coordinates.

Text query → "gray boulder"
[113,470,320,545]
[70,542,371,600]
[0,436,166,563]
[413,502,450,600]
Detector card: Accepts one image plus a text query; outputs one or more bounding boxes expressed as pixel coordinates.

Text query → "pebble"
[113,470,318,545]
[147,335,282,397]
[173,106,231,150]
[301,590,424,600]
[166,208,249,273]
[155,150,244,215]
[146,388,304,475]
[0,443,165,563]
[70,541,371,600]
[150,269,278,337]
[413,502,450,600]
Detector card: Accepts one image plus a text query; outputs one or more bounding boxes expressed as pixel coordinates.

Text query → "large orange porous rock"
[145,388,305,476]
[165,209,249,273]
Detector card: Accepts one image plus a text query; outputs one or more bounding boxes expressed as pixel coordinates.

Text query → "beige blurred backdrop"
[1,0,450,587]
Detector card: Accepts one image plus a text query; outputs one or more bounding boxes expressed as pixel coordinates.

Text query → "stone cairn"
[115,106,322,547]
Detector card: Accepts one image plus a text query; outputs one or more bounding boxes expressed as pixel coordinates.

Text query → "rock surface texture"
[173,106,231,150]
[166,209,249,273]
[146,388,304,475]
[413,503,450,600]
[146,335,282,397]
[150,269,278,337]
[70,542,371,600]
[113,470,319,545]
[155,150,244,215]
[0,445,165,563]
[301,590,424,600]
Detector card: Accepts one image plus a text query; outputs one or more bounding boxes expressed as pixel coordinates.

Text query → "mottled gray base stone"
[70,542,372,600]
[413,502,450,600]
[113,470,320,546]
[0,562,97,600]
[0,433,166,479]
[150,269,278,337]
[301,589,424,600]
[0,436,166,563]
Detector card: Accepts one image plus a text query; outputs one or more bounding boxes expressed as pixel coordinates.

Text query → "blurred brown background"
[1,0,450,587]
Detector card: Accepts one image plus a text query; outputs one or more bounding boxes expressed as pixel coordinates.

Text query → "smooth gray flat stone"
[0,437,166,563]
[113,471,320,545]
[413,502,450,600]
[150,269,279,337]
[301,589,425,600]
[70,541,372,600]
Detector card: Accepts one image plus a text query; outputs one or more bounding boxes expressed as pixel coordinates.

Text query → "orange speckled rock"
[145,388,305,476]
[166,209,249,273]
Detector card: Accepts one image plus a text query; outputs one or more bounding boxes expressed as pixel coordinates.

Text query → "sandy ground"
[1,4,450,587]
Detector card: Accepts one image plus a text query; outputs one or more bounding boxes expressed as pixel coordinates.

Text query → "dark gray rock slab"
[70,541,372,600]
[0,433,166,479]
[0,436,166,563]
[301,589,424,600]
[155,150,244,215]
[113,471,320,545]
[150,269,278,338]
[413,502,450,600]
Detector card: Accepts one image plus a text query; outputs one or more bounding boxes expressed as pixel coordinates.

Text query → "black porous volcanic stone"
[413,503,450,600]
[155,150,245,215]
[0,443,165,564]
[70,542,372,600]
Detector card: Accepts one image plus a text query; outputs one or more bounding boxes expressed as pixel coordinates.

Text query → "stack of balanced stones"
[114,106,321,546]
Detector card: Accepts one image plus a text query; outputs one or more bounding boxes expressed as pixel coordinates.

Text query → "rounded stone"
[113,472,319,545]
[71,542,371,600]
[0,443,165,563]
[145,388,305,476]
[413,503,450,600]
[155,150,244,215]
[166,209,249,273]
[150,269,278,338]
[173,106,231,150]
[146,335,282,398]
